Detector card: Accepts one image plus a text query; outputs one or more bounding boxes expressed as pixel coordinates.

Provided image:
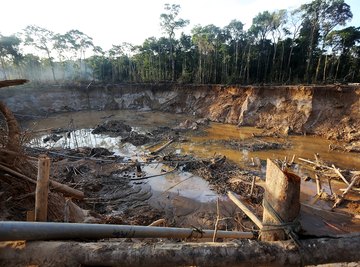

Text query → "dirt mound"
[121,132,151,146]
[92,120,132,135]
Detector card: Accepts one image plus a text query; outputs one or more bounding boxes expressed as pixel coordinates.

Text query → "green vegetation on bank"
[0,0,359,85]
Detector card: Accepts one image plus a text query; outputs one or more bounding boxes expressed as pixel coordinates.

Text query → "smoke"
[0,60,94,83]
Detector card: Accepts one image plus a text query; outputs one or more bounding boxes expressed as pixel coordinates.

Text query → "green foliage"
[1,1,359,84]
[0,35,22,79]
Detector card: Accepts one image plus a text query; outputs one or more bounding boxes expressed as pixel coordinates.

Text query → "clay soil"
[1,112,270,234]
[1,82,360,266]
[23,120,266,231]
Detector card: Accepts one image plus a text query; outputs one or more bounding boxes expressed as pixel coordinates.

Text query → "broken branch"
[227,191,263,229]
[0,163,84,200]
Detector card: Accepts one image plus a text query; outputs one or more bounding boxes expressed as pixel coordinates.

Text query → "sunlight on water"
[27,111,360,205]
[180,122,360,171]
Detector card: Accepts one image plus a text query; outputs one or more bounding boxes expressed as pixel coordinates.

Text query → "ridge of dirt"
[1,84,359,143]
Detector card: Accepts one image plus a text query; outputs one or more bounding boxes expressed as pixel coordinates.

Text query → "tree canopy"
[0,0,359,85]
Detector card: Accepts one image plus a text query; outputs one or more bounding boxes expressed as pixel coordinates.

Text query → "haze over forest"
[0,0,359,85]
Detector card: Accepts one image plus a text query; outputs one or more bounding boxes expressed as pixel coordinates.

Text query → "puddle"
[26,111,218,205]
[176,123,360,207]
[179,122,360,171]
[25,110,360,232]
[25,110,190,133]
[140,165,217,202]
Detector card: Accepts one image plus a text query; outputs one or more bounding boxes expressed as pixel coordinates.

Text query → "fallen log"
[0,101,21,152]
[1,233,360,267]
[0,79,28,88]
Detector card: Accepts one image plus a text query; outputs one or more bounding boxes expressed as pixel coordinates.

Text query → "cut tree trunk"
[261,159,301,241]
[1,233,359,267]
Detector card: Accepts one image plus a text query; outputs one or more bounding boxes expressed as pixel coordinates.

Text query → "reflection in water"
[27,110,360,206]
[25,110,359,233]
[141,165,217,202]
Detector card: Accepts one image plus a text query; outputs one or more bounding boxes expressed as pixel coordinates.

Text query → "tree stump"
[261,159,301,241]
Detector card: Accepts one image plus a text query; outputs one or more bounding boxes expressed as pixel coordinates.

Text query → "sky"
[1,0,359,51]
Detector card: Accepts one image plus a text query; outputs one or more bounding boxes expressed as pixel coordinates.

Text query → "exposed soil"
[92,120,132,135]
[2,83,360,145]
[1,82,360,266]
[1,109,269,233]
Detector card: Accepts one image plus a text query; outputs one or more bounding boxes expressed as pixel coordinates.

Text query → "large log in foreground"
[1,233,360,267]
[0,79,28,88]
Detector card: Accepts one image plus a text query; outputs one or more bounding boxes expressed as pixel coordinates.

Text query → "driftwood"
[298,157,332,170]
[1,233,360,267]
[298,158,357,187]
[315,174,322,195]
[332,164,350,185]
[333,175,360,208]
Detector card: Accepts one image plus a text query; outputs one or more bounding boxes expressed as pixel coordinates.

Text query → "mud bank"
[1,83,359,141]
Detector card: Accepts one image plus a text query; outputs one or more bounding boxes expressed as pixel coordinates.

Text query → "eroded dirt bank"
[1,83,360,141]
[1,82,360,267]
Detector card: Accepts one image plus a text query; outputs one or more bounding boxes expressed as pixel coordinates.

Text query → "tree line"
[1,0,359,85]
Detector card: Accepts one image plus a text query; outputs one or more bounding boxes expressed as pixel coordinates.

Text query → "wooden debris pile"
[298,154,360,210]
[0,80,88,222]
[173,154,265,203]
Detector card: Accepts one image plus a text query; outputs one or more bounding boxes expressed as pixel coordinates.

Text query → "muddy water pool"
[27,110,360,171]
[25,110,359,228]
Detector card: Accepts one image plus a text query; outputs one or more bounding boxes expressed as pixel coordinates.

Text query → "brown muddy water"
[25,110,360,231]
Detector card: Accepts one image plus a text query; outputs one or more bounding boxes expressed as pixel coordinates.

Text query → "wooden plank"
[35,155,50,222]
[227,191,263,229]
